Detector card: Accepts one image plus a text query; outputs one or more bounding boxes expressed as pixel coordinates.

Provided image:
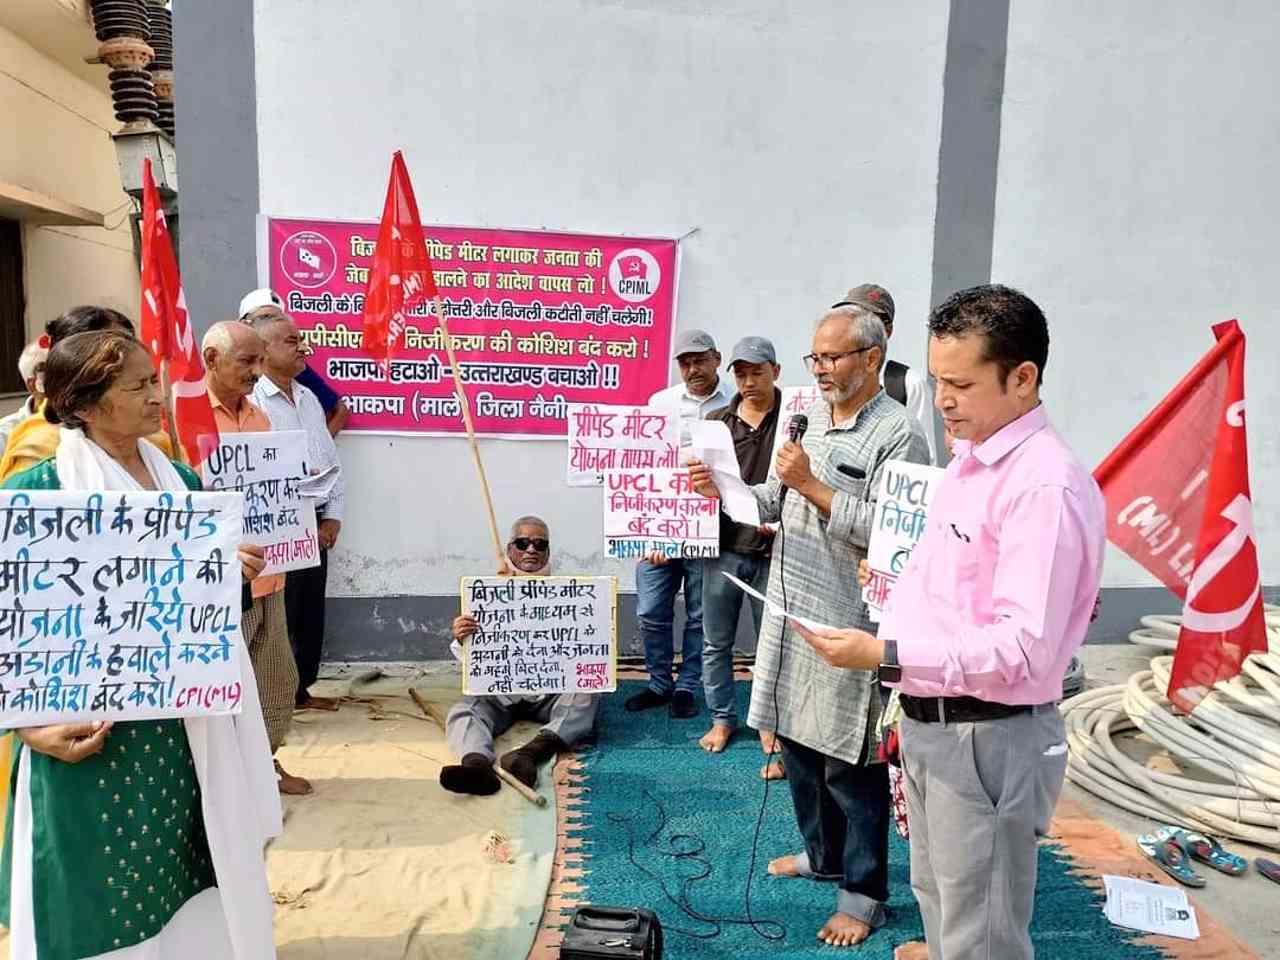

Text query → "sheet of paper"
[721,571,834,632]
[1102,875,1200,940]
[688,420,761,526]
[298,462,341,500]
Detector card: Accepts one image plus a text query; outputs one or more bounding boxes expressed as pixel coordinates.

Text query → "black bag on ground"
[558,906,663,960]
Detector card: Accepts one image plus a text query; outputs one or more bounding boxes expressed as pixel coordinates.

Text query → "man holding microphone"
[793,285,1105,960]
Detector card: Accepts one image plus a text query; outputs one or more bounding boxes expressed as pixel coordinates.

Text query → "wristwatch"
[878,638,902,684]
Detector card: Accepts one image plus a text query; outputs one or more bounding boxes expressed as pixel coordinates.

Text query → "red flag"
[360,151,439,364]
[1094,320,1267,711]
[140,158,220,467]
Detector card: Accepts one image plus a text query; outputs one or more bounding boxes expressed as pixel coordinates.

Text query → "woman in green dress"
[1,329,281,959]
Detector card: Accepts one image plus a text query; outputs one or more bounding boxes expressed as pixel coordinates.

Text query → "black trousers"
[284,545,329,704]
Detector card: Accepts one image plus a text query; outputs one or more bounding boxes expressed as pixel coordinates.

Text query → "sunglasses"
[511,537,550,552]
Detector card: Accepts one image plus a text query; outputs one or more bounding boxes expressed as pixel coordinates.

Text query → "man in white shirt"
[627,330,731,719]
[247,308,347,711]
[0,340,47,454]
[833,285,939,464]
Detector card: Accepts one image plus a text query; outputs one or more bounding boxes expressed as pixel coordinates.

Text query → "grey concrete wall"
[173,0,258,332]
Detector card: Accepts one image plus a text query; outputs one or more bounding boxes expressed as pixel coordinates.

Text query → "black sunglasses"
[511,537,550,551]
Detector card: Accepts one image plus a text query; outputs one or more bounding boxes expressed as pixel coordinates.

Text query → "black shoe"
[499,730,566,788]
[439,752,500,796]
[625,689,671,712]
[670,690,698,719]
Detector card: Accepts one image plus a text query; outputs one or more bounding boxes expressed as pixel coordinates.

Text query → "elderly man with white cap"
[625,329,730,719]
[238,288,348,712]
[0,339,47,454]
[239,288,349,436]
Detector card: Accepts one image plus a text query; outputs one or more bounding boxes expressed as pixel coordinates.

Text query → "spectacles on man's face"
[511,537,550,552]
[802,347,873,373]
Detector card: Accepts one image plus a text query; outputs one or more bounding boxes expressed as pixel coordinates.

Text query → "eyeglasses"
[511,537,550,552]
[802,347,873,373]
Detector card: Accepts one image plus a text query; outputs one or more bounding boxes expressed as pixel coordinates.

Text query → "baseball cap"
[238,288,284,320]
[727,336,777,367]
[672,329,718,358]
[834,283,895,324]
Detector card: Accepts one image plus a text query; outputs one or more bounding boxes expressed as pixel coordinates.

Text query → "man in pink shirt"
[794,285,1105,960]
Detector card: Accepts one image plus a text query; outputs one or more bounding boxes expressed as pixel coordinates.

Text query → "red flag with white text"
[140,158,219,467]
[359,151,439,364]
[1094,320,1267,711]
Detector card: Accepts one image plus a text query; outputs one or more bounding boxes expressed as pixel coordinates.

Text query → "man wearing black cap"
[836,284,938,464]
[697,336,781,753]
[627,329,730,719]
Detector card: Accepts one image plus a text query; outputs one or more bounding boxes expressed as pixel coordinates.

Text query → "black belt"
[900,694,1032,724]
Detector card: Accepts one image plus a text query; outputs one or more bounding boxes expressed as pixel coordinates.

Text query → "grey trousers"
[445,693,599,762]
[900,705,1068,960]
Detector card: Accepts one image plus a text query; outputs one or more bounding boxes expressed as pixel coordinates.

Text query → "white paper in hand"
[688,420,761,527]
[720,571,834,633]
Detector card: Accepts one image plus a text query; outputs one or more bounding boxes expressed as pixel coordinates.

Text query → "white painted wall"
[254,0,950,596]
[994,0,1280,587]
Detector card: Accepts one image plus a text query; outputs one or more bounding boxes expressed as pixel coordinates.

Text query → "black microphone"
[779,413,809,503]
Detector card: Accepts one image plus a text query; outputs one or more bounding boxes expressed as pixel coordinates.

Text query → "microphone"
[779,413,809,503]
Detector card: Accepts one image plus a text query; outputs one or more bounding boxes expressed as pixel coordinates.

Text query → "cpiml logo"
[280,230,337,289]
[608,248,661,304]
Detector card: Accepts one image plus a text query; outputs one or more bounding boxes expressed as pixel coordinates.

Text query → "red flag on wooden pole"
[360,151,438,364]
[358,151,506,568]
[140,157,220,467]
[1094,320,1267,711]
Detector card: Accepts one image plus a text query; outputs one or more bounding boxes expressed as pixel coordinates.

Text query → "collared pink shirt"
[881,404,1105,704]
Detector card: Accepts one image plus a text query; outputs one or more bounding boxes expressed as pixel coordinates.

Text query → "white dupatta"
[53,427,282,959]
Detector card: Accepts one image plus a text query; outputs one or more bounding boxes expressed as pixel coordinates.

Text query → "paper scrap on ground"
[721,571,833,633]
[688,420,761,527]
[1102,875,1200,940]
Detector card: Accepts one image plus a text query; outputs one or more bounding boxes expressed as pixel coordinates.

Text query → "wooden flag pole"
[433,294,506,569]
[158,356,181,458]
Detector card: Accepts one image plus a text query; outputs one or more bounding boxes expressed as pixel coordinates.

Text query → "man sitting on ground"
[441,516,600,796]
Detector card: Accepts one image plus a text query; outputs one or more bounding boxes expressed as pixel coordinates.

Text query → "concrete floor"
[1070,644,1280,959]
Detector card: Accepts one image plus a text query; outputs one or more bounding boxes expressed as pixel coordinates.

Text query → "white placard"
[0,489,246,725]
[767,385,823,478]
[461,575,617,695]
[565,403,679,485]
[602,467,719,560]
[200,430,320,574]
[863,459,946,621]
[1102,875,1200,940]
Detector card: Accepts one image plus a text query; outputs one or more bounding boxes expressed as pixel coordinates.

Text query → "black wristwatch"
[878,638,902,684]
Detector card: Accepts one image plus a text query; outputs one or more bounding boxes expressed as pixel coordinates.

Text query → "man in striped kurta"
[202,320,308,796]
[693,305,928,947]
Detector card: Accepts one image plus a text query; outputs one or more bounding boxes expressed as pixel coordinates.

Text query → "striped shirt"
[746,390,930,764]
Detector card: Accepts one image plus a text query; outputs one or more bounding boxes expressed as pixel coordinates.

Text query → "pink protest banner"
[266,217,679,437]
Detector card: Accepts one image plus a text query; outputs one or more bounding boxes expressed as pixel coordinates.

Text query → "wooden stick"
[407,687,548,808]
[433,294,507,571]
[158,357,181,458]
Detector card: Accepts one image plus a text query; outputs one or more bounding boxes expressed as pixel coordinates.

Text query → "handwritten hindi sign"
[199,430,319,575]
[565,403,678,485]
[0,490,246,726]
[768,385,823,479]
[603,467,719,560]
[863,460,946,621]
[461,576,616,695]
[268,217,678,438]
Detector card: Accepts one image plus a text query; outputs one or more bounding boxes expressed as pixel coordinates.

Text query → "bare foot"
[275,760,313,796]
[767,853,809,878]
[759,729,778,754]
[699,724,734,753]
[760,757,786,780]
[894,942,929,960]
[817,912,872,947]
[297,695,340,712]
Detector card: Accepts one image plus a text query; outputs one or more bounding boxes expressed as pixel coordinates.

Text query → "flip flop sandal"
[1177,830,1247,876]
[1256,857,1280,885]
[1137,833,1206,887]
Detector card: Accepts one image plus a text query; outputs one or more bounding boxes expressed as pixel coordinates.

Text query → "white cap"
[238,288,283,319]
